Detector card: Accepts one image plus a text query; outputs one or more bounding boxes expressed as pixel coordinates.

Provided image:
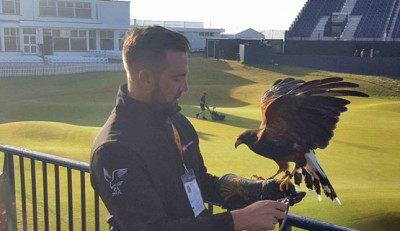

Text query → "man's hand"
[231,200,287,231]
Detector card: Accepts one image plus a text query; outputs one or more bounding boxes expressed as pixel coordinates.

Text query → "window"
[199,32,215,37]
[4,28,19,51]
[39,0,56,16]
[71,30,87,51]
[119,31,126,50]
[53,29,69,51]
[75,2,91,18]
[43,29,52,36]
[58,1,74,17]
[2,0,20,14]
[23,28,37,53]
[100,30,114,50]
[39,1,91,18]
[89,30,96,50]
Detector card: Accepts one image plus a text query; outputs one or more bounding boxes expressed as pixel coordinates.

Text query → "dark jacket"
[90,84,234,231]
[200,95,206,110]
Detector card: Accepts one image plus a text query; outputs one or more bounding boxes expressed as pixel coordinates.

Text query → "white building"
[222,28,265,39]
[0,0,130,58]
[132,19,225,52]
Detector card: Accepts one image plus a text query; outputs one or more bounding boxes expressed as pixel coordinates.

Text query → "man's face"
[152,50,189,105]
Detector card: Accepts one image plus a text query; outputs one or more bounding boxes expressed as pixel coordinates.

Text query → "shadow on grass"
[182,105,260,130]
[353,212,400,231]
[0,57,258,127]
[187,114,260,130]
[184,58,256,107]
[196,131,216,141]
[334,140,387,153]
[248,64,315,78]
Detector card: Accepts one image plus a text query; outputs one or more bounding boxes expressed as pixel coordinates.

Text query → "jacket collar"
[115,84,181,124]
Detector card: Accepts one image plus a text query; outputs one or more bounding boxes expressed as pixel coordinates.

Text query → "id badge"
[181,169,205,217]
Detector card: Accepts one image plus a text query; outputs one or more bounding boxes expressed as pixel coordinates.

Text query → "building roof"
[131,19,225,33]
[222,28,265,39]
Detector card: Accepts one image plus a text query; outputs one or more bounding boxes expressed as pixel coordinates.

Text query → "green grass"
[1,57,400,230]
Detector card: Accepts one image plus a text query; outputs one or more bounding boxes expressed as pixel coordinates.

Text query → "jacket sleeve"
[90,141,234,231]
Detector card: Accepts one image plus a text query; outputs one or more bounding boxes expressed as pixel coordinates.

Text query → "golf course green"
[1,56,399,230]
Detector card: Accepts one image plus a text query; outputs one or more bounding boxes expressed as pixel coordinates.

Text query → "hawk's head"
[235,129,262,148]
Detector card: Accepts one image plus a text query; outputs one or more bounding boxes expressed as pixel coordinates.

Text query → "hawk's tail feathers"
[304,150,341,205]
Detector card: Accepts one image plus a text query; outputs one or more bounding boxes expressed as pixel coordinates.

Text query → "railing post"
[1,153,18,231]
[281,223,292,231]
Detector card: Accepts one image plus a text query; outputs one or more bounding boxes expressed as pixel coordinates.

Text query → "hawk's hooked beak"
[234,139,243,148]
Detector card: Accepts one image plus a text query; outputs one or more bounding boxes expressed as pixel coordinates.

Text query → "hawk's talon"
[251,175,265,180]
[279,176,291,192]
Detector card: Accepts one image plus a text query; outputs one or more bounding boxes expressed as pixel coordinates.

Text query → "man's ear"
[138,69,155,90]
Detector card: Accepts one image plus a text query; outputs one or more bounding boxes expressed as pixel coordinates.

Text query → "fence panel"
[0,145,104,231]
[0,145,356,231]
[0,63,124,77]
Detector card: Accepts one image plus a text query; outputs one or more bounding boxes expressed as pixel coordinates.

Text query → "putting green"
[1,57,399,230]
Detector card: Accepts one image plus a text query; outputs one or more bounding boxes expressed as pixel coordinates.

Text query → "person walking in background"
[196,92,207,119]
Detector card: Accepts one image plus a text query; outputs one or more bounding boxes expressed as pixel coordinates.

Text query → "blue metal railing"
[0,145,99,231]
[0,145,355,231]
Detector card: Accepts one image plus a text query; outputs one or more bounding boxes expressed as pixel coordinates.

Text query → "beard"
[152,82,181,106]
[172,92,182,106]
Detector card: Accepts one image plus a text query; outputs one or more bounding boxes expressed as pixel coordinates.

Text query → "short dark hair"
[122,26,190,76]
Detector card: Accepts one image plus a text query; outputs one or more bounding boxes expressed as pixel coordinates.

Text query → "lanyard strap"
[169,118,183,157]
[169,118,189,172]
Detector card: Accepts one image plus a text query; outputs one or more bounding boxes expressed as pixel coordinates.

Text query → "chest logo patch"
[103,168,128,197]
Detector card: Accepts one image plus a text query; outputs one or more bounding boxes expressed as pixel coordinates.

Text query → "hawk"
[234,77,369,204]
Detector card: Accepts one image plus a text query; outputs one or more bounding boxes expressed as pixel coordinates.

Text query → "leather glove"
[261,179,306,206]
[217,174,305,210]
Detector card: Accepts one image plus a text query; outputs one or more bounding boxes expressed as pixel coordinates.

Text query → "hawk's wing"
[260,78,305,128]
[262,77,368,150]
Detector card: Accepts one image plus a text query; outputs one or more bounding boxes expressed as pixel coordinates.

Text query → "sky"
[129,0,308,31]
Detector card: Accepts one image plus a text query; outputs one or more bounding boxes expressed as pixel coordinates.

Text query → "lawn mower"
[205,104,225,121]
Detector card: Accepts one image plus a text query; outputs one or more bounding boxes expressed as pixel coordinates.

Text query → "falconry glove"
[217,174,305,210]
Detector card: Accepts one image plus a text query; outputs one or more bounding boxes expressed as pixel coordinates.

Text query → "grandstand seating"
[352,0,395,38]
[391,1,400,37]
[287,0,400,41]
[288,0,346,38]
[386,0,399,36]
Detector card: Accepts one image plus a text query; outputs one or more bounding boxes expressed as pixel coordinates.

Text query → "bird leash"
[277,198,289,231]
[277,192,306,231]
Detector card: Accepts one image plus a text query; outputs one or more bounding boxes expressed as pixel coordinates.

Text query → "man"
[90,26,303,231]
[196,92,207,119]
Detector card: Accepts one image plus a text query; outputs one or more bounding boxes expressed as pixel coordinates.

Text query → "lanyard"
[169,118,189,172]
